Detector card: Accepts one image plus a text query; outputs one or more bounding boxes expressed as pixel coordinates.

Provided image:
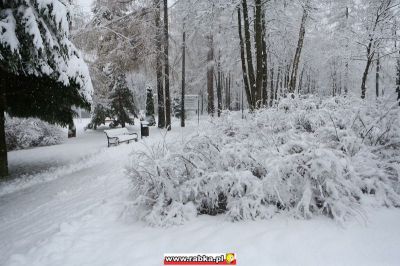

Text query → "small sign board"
[185,95,199,111]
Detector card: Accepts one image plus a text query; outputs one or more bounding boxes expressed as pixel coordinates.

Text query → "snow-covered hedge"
[127,95,400,226]
[5,116,65,151]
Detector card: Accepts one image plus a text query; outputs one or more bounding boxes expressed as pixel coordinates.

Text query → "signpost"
[185,95,198,111]
[185,95,200,125]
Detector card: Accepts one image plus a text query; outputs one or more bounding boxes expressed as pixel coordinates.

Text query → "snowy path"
[0,122,135,265]
[1,120,400,266]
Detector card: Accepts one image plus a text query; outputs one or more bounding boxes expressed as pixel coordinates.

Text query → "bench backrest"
[104,128,129,138]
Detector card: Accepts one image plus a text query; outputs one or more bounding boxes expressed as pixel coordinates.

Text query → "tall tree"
[289,1,309,93]
[344,6,350,95]
[396,51,400,105]
[238,0,266,109]
[163,0,171,130]
[0,0,92,177]
[74,0,147,129]
[217,58,222,117]
[238,7,253,110]
[207,34,215,116]
[154,0,165,128]
[145,87,156,126]
[360,0,394,99]
[109,72,137,128]
[376,52,380,98]
[262,11,269,106]
[396,19,400,105]
[242,0,256,108]
[181,29,186,127]
[254,0,264,107]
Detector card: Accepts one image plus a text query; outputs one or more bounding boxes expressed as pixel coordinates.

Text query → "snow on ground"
[0,117,400,266]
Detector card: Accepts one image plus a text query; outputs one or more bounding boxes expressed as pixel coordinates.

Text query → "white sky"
[74,0,176,13]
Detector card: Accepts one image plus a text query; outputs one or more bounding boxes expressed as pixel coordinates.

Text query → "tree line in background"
[1,0,400,178]
[73,0,400,122]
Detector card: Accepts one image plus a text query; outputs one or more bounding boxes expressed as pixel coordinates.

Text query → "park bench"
[104,128,138,147]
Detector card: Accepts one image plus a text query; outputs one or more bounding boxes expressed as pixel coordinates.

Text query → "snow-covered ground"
[1,117,400,266]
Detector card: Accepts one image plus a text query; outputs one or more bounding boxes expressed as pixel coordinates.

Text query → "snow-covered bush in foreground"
[127,95,400,226]
[5,116,65,151]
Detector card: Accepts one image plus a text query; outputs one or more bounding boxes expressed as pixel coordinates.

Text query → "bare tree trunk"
[224,75,228,110]
[228,73,231,110]
[285,63,290,91]
[237,8,253,110]
[344,61,349,95]
[207,34,214,116]
[225,74,229,110]
[376,52,380,98]
[181,30,186,127]
[306,69,311,94]
[154,0,165,128]
[163,0,171,130]
[270,65,274,105]
[397,56,400,104]
[0,88,8,178]
[275,65,281,100]
[313,79,317,93]
[394,19,400,104]
[360,0,392,99]
[201,92,204,114]
[242,0,256,108]
[262,12,268,106]
[344,6,349,95]
[332,60,337,97]
[289,4,308,93]
[397,33,400,104]
[361,39,375,99]
[254,0,264,107]
[217,60,222,117]
[298,66,304,94]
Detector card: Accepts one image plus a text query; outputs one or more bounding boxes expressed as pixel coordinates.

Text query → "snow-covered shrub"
[263,144,364,223]
[128,95,400,226]
[5,116,65,151]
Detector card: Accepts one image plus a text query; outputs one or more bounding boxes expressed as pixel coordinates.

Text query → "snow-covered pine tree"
[0,0,92,177]
[145,88,155,126]
[109,72,137,128]
[88,64,113,129]
[89,104,110,130]
[172,97,182,118]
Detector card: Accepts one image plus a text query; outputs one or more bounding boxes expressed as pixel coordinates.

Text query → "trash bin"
[141,121,149,139]
[68,123,76,138]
